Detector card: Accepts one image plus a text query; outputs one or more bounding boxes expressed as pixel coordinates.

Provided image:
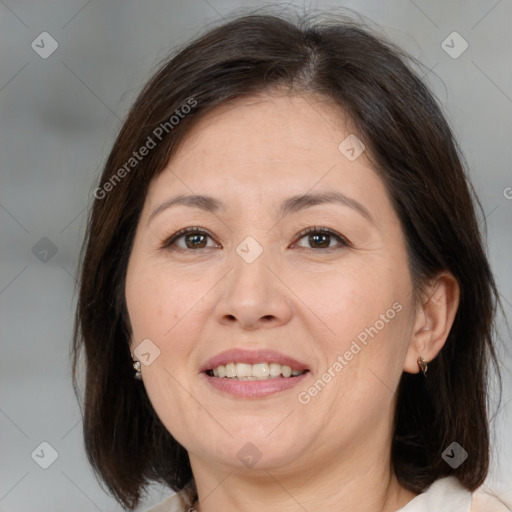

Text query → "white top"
[144,476,511,512]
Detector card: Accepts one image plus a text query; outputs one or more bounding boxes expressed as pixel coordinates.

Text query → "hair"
[71,7,503,510]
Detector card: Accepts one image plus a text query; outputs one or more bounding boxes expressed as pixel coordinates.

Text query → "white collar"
[145,476,473,512]
[397,476,472,512]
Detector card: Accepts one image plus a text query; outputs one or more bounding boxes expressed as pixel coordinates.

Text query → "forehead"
[145,93,385,207]
[172,92,352,164]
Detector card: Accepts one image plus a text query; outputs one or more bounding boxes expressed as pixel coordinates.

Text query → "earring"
[417,356,428,377]
[133,360,142,380]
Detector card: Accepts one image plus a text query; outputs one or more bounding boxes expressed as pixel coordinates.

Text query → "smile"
[201,348,310,397]
[206,362,306,380]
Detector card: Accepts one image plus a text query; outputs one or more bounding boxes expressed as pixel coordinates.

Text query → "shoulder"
[398,476,511,512]
[143,478,512,512]
[143,481,197,512]
[470,485,512,512]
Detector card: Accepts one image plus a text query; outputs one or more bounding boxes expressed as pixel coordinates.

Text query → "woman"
[72,9,509,512]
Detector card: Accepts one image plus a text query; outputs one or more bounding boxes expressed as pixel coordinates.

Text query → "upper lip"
[200,348,309,372]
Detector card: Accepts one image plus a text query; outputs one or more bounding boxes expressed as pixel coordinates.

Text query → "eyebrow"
[147,191,375,226]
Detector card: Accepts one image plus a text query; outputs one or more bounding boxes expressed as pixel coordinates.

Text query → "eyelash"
[160,226,351,252]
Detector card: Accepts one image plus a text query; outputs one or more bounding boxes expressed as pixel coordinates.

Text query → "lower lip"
[202,372,309,398]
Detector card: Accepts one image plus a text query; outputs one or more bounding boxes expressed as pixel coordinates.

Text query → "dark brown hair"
[72,7,503,510]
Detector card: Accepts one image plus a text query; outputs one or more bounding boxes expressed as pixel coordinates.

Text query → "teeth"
[208,362,306,380]
[225,363,236,378]
[269,363,281,377]
[252,363,270,378]
[235,362,252,378]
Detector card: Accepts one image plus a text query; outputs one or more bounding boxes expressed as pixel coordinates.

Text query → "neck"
[189,440,417,512]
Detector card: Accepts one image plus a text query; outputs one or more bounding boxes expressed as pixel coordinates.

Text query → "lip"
[202,370,309,398]
[200,348,309,373]
[199,348,310,399]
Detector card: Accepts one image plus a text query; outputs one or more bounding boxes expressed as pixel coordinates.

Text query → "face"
[125,92,417,477]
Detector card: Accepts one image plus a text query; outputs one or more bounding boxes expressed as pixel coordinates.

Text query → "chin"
[213,444,302,473]
[194,427,307,471]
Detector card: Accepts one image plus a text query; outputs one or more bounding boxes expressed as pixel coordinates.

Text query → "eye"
[160,227,220,251]
[160,226,351,252]
[293,226,351,250]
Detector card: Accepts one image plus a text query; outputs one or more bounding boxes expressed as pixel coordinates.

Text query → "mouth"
[205,362,308,380]
[201,348,310,398]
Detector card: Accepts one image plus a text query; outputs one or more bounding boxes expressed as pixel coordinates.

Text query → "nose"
[214,245,293,330]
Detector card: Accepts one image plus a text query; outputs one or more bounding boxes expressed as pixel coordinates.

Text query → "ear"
[403,271,460,374]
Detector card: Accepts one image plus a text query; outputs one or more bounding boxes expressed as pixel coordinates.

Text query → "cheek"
[126,262,200,348]
[125,265,207,439]
[306,261,411,388]
[300,265,399,346]
[125,261,215,413]
[125,272,164,347]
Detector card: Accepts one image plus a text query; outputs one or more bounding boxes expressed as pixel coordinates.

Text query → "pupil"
[311,233,329,248]
[184,233,330,249]
[187,234,205,248]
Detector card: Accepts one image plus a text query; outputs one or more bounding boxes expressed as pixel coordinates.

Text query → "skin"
[125,91,460,512]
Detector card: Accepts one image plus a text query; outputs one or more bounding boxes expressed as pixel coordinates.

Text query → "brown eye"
[161,226,350,252]
[183,232,208,249]
[294,227,350,250]
[162,228,219,250]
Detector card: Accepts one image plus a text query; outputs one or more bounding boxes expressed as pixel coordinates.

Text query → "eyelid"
[292,226,352,249]
[160,226,221,249]
[160,226,351,251]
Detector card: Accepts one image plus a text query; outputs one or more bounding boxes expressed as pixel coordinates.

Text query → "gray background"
[1,0,511,510]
